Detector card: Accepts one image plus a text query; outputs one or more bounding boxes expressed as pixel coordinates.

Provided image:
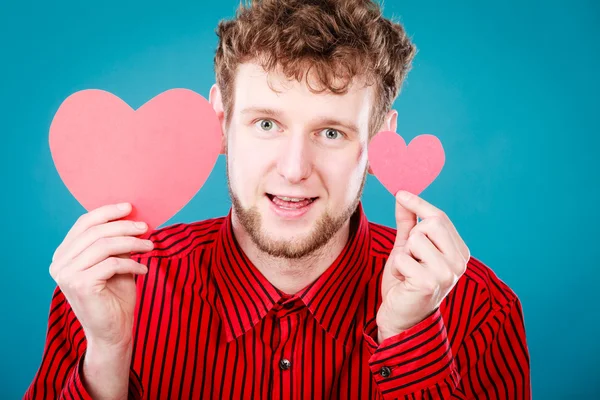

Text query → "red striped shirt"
[25,203,531,399]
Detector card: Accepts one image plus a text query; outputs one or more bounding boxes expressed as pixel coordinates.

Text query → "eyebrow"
[239,106,360,134]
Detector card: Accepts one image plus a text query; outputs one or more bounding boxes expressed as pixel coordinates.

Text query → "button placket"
[277,315,291,370]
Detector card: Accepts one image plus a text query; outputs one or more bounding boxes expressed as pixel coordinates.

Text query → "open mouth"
[266,194,318,210]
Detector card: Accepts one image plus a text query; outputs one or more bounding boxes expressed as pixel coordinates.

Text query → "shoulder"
[463,256,518,306]
[133,216,226,260]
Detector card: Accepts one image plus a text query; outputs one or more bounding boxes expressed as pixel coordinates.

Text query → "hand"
[376,190,470,343]
[49,203,154,349]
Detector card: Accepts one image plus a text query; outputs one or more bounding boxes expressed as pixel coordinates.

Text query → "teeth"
[277,196,307,202]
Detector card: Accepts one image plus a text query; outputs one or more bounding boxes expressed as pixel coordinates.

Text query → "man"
[25,0,530,398]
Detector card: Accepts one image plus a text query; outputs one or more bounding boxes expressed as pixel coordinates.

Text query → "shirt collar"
[212,202,373,343]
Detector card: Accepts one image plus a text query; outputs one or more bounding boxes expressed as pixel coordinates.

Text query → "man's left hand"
[376,190,471,344]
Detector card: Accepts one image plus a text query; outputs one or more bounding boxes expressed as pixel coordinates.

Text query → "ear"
[209,83,227,155]
[367,109,398,174]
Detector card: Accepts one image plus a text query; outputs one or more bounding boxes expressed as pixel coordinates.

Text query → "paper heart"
[368,131,445,196]
[49,88,222,230]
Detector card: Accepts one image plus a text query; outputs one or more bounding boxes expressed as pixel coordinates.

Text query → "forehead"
[232,62,373,127]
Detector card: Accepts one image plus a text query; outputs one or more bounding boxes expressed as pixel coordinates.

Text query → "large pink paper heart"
[49,88,222,230]
[368,131,445,196]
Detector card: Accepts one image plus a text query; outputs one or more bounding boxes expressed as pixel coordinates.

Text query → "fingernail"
[117,202,130,210]
[144,240,154,248]
[135,222,147,229]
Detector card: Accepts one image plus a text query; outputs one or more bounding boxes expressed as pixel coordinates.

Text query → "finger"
[405,231,444,266]
[58,220,149,263]
[396,191,441,219]
[68,236,154,273]
[394,191,418,248]
[443,218,471,261]
[397,191,470,261]
[406,232,457,288]
[391,251,438,293]
[387,250,424,281]
[85,256,148,281]
[54,203,133,262]
[411,219,467,274]
[410,218,462,261]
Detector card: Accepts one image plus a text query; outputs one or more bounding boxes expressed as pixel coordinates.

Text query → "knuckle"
[407,232,424,246]
[433,211,448,221]
[407,233,418,246]
[430,216,445,228]
[409,224,424,236]
[96,236,113,249]
[394,250,409,262]
[56,270,70,289]
[391,253,405,269]
[112,220,131,232]
[106,256,120,267]
[123,237,140,249]
[440,270,456,287]
[420,280,438,294]
[49,262,59,279]
[52,264,67,286]
[94,237,107,250]
[426,217,444,232]
[86,223,102,237]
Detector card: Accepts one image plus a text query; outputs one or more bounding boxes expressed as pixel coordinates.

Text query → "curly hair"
[214,0,416,137]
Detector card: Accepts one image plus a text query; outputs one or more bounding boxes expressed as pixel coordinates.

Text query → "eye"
[255,119,279,131]
[320,128,342,140]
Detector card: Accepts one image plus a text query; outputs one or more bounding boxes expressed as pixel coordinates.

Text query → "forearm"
[82,340,133,400]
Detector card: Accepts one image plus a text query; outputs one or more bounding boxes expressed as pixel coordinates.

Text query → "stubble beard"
[227,161,367,260]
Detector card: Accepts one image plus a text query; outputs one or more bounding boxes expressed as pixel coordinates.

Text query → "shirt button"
[283,302,295,309]
[380,366,392,378]
[279,358,292,371]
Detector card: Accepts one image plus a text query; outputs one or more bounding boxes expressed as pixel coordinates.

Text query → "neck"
[231,216,351,295]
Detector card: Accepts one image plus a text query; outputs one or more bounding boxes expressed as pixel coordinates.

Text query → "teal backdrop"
[1,0,598,398]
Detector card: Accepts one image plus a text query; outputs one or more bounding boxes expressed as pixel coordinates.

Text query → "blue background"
[1,0,598,398]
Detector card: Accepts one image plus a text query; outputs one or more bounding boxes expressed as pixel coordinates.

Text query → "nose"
[276,133,313,184]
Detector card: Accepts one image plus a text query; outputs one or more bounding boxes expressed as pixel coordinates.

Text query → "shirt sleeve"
[23,287,144,400]
[364,299,531,399]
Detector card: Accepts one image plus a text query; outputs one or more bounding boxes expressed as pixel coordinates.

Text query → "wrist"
[376,309,409,344]
[377,326,404,344]
[85,338,132,365]
[82,339,133,400]
[88,334,133,351]
[376,308,441,344]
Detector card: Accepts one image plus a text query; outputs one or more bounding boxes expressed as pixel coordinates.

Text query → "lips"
[267,194,317,209]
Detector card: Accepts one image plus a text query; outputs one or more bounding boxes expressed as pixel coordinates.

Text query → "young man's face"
[213,62,387,259]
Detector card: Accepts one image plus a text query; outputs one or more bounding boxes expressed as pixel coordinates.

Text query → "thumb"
[394,191,417,248]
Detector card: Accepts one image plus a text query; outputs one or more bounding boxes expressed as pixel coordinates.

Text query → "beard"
[227,162,367,260]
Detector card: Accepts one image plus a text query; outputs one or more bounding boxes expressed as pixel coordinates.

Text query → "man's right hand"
[49,202,153,398]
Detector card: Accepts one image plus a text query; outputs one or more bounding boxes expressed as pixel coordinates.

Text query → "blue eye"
[256,119,279,131]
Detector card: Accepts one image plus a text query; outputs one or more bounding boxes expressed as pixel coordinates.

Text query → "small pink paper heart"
[368,131,445,196]
[49,88,222,230]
